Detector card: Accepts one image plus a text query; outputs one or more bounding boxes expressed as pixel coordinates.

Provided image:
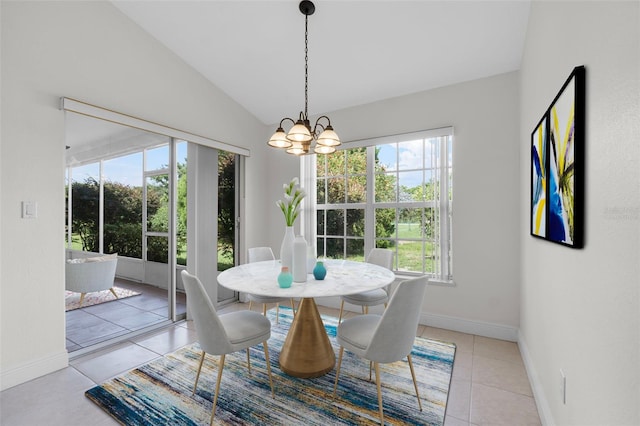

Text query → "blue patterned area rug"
[86,308,456,425]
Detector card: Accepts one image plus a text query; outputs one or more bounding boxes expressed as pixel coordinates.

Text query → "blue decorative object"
[277,267,293,288]
[312,261,327,280]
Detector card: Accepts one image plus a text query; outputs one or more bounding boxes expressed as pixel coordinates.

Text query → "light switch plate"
[22,201,38,219]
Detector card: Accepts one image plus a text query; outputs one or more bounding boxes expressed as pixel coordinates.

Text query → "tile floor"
[66,278,187,352]
[2,303,541,426]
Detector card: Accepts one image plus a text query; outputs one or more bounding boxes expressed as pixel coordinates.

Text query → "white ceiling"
[112,0,531,126]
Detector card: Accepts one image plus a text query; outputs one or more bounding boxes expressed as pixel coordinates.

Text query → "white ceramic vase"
[280,226,295,270]
[292,235,308,282]
[306,245,316,271]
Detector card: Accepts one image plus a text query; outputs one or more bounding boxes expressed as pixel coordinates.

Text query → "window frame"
[307,127,453,281]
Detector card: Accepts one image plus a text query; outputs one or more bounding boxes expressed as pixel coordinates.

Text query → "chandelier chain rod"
[304,13,309,119]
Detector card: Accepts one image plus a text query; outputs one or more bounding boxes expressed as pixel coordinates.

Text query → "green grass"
[397,222,424,239]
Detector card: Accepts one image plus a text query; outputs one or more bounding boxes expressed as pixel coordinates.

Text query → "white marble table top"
[217,259,395,298]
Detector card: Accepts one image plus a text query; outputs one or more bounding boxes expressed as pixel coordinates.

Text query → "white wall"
[519,2,639,425]
[268,72,522,340]
[0,1,269,390]
[0,0,546,395]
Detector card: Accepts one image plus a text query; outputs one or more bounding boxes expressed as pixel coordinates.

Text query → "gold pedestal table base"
[279,298,335,378]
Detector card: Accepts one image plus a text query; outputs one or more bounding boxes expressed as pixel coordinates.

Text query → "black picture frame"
[530,66,585,248]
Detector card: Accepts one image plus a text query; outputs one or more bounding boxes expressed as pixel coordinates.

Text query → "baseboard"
[518,331,554,426]
[0,350,69,391]
[313,297,519,341]
[419,312,519,342]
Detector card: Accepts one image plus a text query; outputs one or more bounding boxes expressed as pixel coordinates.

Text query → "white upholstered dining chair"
[333,275,428,425]
[247,247,296,323]
[181,270,275,425]
[338,248,393,323]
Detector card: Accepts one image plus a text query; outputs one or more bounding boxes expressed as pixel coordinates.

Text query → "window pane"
[398,208,423,239]
[177,142,188,266]
[325,237,344,259]
[399,171,424,202]
[346,209,365,237]
[375,208,396,239]
[316,210,325,236]
[327,177,345,204]
[316,156,326,178]
[325,150,346,176]
[145,144,169,171]
[218,151,235,272]
[326,209,344,236]
[147,175,169,232]
[397,240,423,273]
[316,237,325,258]
[316,178,326,204]
[377,144,397,171]
[424,236,437,274]
[347,175,367,203]
[346,147,367,175]
[147,236,168,263]
[103,153,143,258]
[421,170,435,200]
[71,163,100,252]
[398,139,423,170]
[375,172,397,202]
[425,207,436,239]
[346,238,364,261]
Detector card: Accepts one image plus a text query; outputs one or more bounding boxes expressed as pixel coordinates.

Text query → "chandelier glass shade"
[267,0,341,156]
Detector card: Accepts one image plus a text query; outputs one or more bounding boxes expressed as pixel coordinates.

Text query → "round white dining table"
[217,259,395,378]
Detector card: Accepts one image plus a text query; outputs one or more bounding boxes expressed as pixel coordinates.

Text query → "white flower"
[278,177,306,226]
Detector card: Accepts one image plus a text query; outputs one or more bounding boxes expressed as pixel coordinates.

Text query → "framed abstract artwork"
[530,66,585,248]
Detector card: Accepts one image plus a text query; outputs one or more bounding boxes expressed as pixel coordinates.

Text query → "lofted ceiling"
[112,0,531,126]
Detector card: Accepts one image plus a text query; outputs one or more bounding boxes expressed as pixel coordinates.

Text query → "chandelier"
[267,0,341,156]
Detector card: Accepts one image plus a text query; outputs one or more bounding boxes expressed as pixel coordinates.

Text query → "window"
[314,128,452,280]
[68,162,100,252]
[66,142,177,264]
[103,152,143,258]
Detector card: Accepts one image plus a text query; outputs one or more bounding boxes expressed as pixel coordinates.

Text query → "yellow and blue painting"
[530,66,584,248]
[531,116,547,238]
[549,77,576,245]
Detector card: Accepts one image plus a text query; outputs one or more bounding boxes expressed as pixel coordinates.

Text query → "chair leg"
[369,361,373,381]
[290,298,296,317]
[407,354,423,411]
[333,346,344,395]
[262,303,267,316]
[193,350,206,395]
[109,288,119,299]
[79,293,86,306]
[338,300,345,324]
[246,348,251,374]
[276,304,280,324]
[263,341,275,397]
[249,300,253,311]
[374,362,384,425]
[210,354,226,425]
